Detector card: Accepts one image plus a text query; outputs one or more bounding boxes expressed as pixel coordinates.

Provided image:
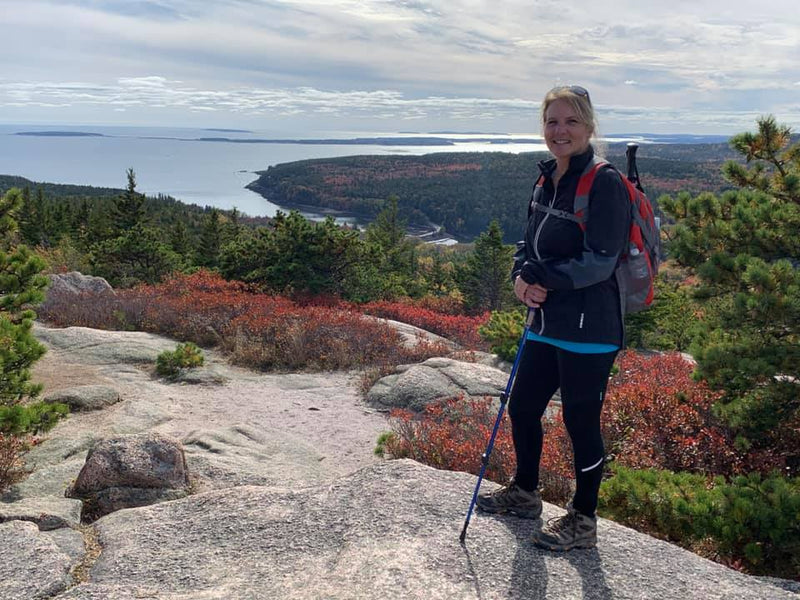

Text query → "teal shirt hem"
[526,331,619,354]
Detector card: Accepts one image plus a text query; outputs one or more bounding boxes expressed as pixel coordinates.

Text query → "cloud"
[1,0,799,132]
[2,77,794,135]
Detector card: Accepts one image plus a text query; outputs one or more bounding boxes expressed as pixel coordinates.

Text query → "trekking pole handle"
[626,142,639,183]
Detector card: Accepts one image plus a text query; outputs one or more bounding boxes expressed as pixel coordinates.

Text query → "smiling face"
[543,98,593,167]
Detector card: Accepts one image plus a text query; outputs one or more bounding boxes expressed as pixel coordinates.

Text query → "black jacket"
[512,146,629,346]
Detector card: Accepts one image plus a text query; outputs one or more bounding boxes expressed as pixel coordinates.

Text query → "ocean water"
[0,125,548,218]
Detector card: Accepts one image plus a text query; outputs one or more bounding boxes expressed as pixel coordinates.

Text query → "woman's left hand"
[515,277,548,308]
[525,283,548,307]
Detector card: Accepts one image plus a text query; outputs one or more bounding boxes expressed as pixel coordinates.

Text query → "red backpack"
[532,144,660,313]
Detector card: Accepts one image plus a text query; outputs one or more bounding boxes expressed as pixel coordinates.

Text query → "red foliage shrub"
[382,352,762,506]
[42,270,454,372]
[360,299,489,349]
[225,303,449,371]
[38,286,123,329]
[117,271,257,345]
[383,394,574,504]
[384,395,515,483]
[539,410,576,504]
[603,351,742,476]
[415,294,466,316]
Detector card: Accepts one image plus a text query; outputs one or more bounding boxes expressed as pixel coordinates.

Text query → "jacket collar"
[537,144,595,180]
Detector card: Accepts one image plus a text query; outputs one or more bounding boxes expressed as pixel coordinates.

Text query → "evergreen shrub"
[623,274,703,351]
[599,465,800,578]
[156,342,205,378]
[476,309,524,361]
[0,402,69,435]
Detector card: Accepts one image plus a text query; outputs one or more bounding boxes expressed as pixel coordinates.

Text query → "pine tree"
[366,195,406,250]
[113,168,147,232]
[222,207,243,247]
[461,219,514,312]
[86,201,114,245]
[661,116,800,472]
[169,219,193,259]
[72,199,91,248]
[89,223,181,288]
[17,186,43,247]
[364,196,417,297]
[0,188,48,406]
[33,187,52,247]
[45,202,74,246]
[196,208,222,269]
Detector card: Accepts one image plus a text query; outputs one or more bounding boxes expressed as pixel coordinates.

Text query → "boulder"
[66,433,190,522]
[47,271,114,297]
[43,385,121,412]
[366,357,509,411]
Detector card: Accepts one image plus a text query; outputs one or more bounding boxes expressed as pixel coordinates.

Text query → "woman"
[476,85,629,551]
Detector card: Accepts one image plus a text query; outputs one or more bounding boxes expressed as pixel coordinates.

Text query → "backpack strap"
[529,174,545,217]
[572,157,609,231]
[532,203,584,223]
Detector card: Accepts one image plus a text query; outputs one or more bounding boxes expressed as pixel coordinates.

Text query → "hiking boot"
[532,503,597,551]
[476,481,542,519]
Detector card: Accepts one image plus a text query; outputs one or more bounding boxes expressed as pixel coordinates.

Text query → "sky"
[2,0,799,135]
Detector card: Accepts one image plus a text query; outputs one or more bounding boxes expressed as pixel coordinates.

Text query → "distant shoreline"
[15,131,105,137]
[12,130,733,146]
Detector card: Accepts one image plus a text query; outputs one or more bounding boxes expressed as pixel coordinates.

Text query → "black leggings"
[507,340,617,517]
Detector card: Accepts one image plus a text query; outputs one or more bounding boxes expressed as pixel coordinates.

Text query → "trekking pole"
[627,142,659,230]
[626,142,643,192]
[459,308,535,543]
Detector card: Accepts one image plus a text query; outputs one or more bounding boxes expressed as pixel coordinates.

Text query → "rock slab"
[46,461,800,600]
[34,324,178,366]
[0,520,74,600]
[0,496,83,530]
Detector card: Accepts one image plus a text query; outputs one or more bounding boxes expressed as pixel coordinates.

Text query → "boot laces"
[493,481,519,498]
[546,511,576,534]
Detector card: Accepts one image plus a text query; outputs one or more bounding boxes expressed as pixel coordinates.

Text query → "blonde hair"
[540,86,604,154]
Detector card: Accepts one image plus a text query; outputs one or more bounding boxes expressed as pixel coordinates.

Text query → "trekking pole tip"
[459,528,467,544]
